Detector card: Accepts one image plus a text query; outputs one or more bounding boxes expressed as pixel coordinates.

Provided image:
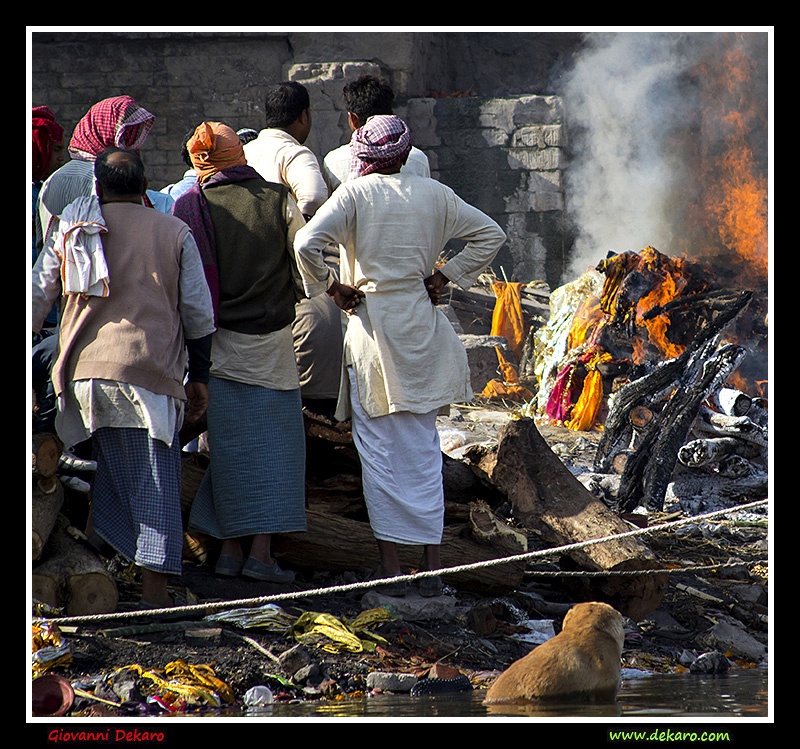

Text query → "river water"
[166,666,769,721]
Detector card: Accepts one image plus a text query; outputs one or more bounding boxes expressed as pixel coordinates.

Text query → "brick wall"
[31,31,578,287]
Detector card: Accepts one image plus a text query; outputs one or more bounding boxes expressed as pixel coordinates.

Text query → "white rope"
[40,498,768,626]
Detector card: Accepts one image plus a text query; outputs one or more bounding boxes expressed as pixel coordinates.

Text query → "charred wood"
[678,437,763,469]
[595,290,753,476]
[693,407,768,448]
[616,343,747,513]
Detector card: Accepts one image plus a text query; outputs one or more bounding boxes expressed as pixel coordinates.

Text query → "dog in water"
[484,601,625,704]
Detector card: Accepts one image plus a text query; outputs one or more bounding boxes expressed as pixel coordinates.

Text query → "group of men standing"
[31,75,506,609]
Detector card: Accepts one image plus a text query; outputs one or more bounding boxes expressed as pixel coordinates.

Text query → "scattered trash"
[32,619,71,676]
[290,608,392,654]
[114,660,235,709]
[243,685,274,706]
[510,619,556,646]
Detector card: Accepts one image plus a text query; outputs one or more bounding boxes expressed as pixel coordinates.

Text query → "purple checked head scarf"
[349,114,411,178]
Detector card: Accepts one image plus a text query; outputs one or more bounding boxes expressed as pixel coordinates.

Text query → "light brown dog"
[484,601,625,704]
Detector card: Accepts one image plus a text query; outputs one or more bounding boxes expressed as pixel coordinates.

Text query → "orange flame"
[687,34,768,284]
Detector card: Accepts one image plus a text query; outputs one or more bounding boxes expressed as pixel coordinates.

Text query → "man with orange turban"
[173,122,308,584]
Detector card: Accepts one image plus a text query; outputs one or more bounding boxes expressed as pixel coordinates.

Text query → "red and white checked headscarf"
[69,95,155,160]
[349,115,411,178]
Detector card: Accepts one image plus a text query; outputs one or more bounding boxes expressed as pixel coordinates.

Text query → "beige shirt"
[294,172,506,419]
[244,129,328,217]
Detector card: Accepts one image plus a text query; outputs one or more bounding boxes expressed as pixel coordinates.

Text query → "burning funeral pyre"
[526,244,768,518]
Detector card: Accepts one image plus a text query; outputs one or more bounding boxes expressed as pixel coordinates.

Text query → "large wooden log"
[464,418,667,621]
[32,517,118,615]
[678,436,762,468]
[666,469,768,507]
[32,479,64,562]
[272,502,528,595]
[693,407,768,447]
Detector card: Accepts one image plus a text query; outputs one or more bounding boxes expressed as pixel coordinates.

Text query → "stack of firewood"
[576,290,768,516]
[31,392,118,616]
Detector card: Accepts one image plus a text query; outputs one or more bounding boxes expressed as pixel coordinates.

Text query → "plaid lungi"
[188,376,307,539]
[90,426,183,575]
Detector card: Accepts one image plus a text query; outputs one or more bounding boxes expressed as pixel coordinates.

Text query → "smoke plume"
[561,31,770,284]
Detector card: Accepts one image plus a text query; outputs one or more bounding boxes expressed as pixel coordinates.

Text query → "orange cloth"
[598,252,640,320]
[490,281,527,360]
[480,346,534,402]
[481,379,534,402]
[565,351,612,431]
[187,122,247,184]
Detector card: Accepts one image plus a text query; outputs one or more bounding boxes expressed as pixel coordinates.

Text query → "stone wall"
[30,31,580,287]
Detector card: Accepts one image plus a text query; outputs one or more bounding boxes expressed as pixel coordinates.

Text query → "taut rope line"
[39,498,768,626]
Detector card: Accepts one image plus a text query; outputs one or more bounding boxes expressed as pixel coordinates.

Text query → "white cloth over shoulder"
[54,195,109,297]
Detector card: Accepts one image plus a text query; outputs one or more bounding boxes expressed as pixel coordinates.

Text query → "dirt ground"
[33,420,769,718]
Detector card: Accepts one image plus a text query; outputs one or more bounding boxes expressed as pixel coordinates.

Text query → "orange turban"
[187,122,247,183]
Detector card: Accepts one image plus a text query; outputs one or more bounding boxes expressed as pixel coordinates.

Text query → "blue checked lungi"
[188,376,307,539]
[90,425,183,575]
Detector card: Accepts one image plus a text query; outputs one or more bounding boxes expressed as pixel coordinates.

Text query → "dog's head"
[562,602,625,652]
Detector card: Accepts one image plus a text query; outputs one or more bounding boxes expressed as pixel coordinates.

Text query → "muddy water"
[169,667,769,720]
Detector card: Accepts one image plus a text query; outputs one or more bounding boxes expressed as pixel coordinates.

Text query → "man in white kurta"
[294,115,506,595]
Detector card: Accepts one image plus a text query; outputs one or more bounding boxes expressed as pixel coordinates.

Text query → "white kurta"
[294,172,506,421]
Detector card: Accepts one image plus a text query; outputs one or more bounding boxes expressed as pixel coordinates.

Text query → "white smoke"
[560,30,768,280]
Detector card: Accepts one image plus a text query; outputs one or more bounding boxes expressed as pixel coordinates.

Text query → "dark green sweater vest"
[203,178,298,335]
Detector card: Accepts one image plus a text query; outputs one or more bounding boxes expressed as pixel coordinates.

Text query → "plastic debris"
[203,602,296,631]
[115,660,235,709]
[290,608,392,654]
[243,685,274,706]
[510,619,556,646]
[32,619,72,676]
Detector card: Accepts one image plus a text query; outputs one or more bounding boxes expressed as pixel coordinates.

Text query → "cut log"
[629,405,654,430]
[272,503,528,595]
[32,517,118,615]
[463,418,667,621]
[709,387,752,417]
[612,450,635,475]
[32,432,63,480]
[678,437,762,469]
[32,478,64,562]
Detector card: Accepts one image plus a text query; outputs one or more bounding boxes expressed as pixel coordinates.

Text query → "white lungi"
[348,368,444,545]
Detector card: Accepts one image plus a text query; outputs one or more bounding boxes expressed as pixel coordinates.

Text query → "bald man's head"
[94,147,147,199]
